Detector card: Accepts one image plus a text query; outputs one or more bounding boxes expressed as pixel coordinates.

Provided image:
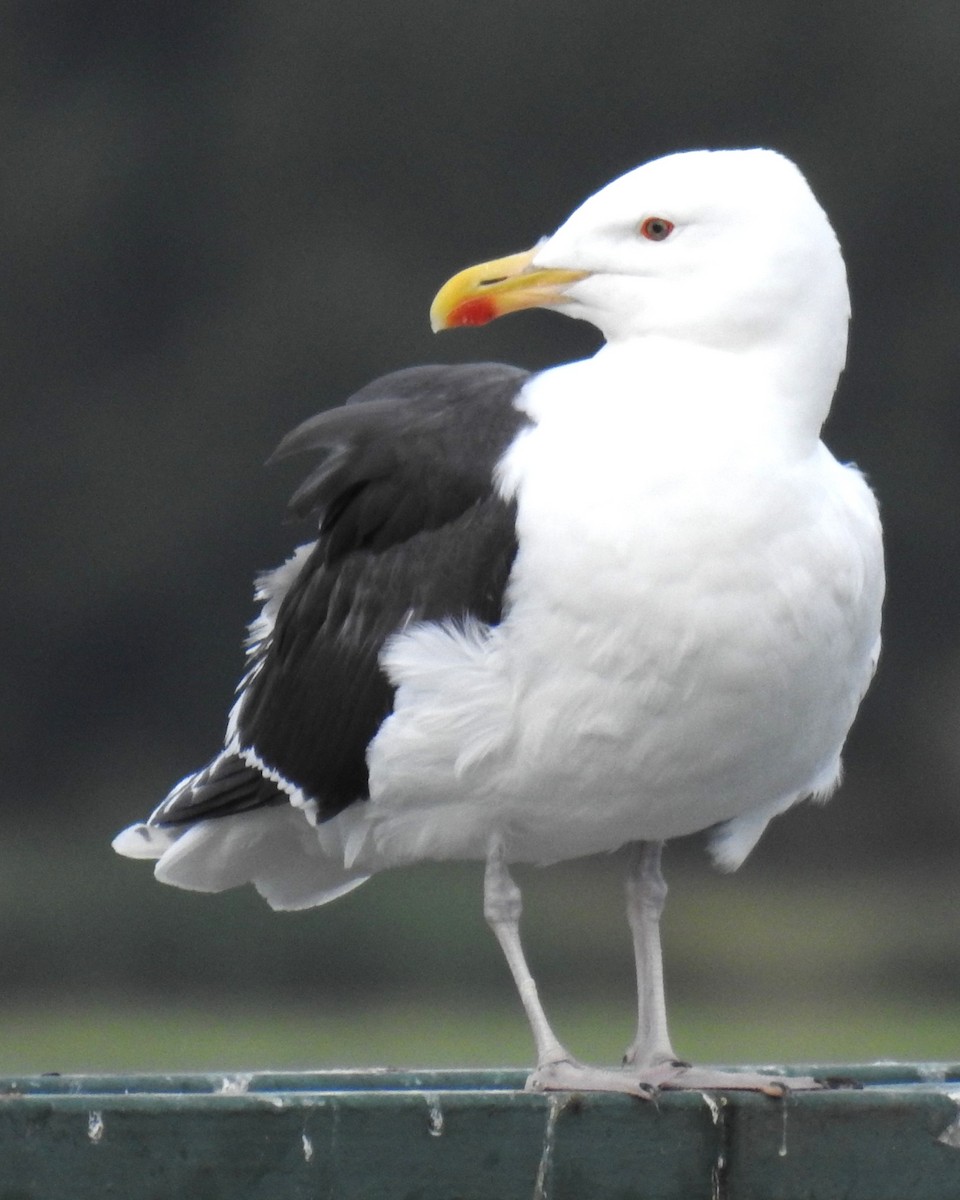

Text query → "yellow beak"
[430,246,587,332]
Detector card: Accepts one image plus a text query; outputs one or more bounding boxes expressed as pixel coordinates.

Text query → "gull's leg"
[618,839,824,1094]
[623,840,680,1067]
[483,837,569,1069]
[486,836,824,1096]
[485,838,655,1098]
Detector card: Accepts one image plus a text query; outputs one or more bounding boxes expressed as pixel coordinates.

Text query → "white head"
[432,148,850,418]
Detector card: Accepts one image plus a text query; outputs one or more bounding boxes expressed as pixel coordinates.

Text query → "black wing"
[155,363,531,828]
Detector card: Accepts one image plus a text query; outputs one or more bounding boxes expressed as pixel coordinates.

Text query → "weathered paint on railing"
[2,1064,960,1199]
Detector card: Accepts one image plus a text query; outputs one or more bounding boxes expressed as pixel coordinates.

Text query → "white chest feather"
[363,355,883,868]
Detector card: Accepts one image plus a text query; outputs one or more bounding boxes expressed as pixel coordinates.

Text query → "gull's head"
[431,148,849,387]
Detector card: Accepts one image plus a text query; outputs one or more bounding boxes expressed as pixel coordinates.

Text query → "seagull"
[113,148,884,1094]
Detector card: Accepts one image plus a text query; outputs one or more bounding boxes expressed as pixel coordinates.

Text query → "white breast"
[362,351,883,870]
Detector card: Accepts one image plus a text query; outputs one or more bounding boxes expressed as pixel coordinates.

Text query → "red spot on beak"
[448,296,498,328]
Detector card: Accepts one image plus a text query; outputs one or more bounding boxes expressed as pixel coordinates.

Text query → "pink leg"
[483,838,570,1069]
[623,841,680,1067]
[486,837,824,1097]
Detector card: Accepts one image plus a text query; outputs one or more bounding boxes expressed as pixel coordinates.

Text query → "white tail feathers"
[116,806,369,911]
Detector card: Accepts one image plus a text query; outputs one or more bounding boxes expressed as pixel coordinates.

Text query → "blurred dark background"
[3,0,959,1071]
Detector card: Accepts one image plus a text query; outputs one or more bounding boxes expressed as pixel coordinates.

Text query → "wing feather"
[153,363,531,829]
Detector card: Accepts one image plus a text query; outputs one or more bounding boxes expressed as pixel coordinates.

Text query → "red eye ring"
[640,217,674,241]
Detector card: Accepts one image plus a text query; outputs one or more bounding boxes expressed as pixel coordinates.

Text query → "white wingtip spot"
[111,823,176,860]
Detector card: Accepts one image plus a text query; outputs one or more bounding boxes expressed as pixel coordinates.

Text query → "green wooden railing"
[2,1064,960,1198]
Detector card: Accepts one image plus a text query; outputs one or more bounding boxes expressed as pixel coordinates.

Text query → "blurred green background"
[3,0,960,1075]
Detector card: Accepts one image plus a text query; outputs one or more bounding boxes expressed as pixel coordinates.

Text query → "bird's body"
[114,148,884,1093]
[368,343,879,871]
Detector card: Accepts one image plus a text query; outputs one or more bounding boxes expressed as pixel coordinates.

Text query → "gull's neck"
[587,329,844,448]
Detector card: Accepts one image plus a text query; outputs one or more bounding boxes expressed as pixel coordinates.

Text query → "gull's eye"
[639,217,674,242]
